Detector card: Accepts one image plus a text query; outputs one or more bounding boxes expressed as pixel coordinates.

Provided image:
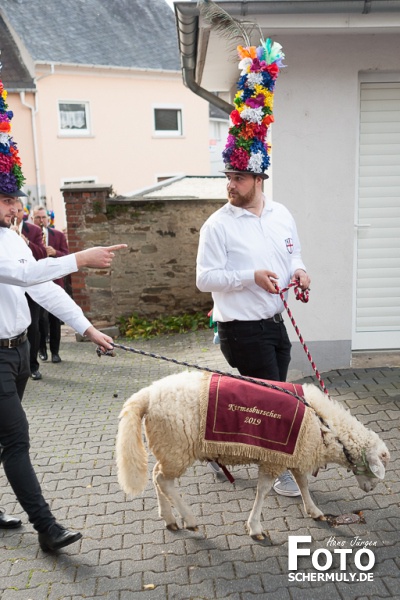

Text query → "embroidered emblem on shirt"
[285,238,293,254]
[18,259,28,263]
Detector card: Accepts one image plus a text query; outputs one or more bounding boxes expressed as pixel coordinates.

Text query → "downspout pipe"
[175,3,233,115]
[183,67,233,114]
[19,90,41,205]
[19,64,55,208]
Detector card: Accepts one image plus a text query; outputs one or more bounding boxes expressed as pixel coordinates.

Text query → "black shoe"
[0,509,22,529]
[31,370,42,380]
[38,523,82,552]
[39,349,48,361]
[51,354,61,363]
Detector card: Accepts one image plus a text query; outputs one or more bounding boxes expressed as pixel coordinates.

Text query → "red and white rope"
[275,281,330,396]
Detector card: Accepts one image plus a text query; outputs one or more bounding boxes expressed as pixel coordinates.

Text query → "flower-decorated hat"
[222,39,285,180]
[0,70,26,197]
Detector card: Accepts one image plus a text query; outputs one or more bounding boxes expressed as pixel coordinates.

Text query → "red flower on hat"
[0,153,13,172]
[0,122,11,133]
[265,63,280,79]
[230,110,243,126]
[242,122,267,140]
[230,148,249,170]
[10,145,22,166]
[262,115,274,126]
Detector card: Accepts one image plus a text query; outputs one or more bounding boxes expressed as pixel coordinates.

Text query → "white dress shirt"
[0,228,91,338]
[196,196,307,322]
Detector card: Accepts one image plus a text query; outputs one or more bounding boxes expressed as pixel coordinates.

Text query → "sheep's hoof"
[251,532,268,543]
[251,533,269,546]
[166,523,180,532]
[186,525,199,532]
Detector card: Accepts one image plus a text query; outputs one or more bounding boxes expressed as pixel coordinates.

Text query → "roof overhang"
[174,0,400,113]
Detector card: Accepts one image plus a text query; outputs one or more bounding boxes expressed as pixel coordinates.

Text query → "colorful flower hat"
[0,72,26,197]
[222,39,285,180]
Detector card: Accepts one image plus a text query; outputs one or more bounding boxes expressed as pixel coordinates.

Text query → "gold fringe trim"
[199,372,319,470]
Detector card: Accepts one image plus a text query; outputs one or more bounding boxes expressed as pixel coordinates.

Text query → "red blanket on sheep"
[200,373,312,465]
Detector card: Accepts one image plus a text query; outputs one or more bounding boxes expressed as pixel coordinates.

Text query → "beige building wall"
[9,66,210,228]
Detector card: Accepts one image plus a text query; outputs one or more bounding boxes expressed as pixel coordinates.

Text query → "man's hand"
[75,244,127,269]
[254,269,280,293]
[46,245,57,257]
[83,326,114,352]
[292,269,311,290]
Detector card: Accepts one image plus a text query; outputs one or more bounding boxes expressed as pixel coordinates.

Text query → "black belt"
[0,330,28,348]
[218,314,283,327]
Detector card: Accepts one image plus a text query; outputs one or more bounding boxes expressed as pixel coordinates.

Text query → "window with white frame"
[58,101,91,136]
[153,107,183,137]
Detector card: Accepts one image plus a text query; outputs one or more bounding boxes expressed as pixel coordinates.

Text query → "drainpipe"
[184,67,233,114]
[175,4,233,115]
[19,90,41,205]
[19,64,55,207]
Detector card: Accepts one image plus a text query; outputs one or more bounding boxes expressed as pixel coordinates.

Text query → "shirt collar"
[226,194,273,218]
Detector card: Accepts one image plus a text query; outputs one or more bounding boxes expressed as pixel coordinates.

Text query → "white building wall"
[271,33,400,372]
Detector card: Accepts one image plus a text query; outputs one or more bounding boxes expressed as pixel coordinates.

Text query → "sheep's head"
[353,443,390,493]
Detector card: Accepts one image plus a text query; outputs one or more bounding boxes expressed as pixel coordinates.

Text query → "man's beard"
[228,181,257,208]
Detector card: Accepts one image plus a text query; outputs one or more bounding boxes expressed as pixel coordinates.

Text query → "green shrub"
[118,311,210,339]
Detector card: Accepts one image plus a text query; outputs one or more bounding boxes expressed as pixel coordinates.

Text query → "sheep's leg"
[154,468,198,531]
[247,467,275,540]
[152,463,179,530]
[291,469,323,519]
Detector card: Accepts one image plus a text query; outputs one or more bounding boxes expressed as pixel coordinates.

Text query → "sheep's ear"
[366,450,386,479]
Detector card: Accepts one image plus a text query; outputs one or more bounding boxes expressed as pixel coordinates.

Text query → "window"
[58,101,91,136]
[154,107,182,137]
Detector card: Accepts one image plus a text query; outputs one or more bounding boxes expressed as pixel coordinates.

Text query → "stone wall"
[63,183,224,326]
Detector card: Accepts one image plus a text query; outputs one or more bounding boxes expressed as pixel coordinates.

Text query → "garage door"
[353,82,400,350]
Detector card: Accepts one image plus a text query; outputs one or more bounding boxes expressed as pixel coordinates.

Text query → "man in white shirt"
[196,170,311,496]
[0,191,126,552]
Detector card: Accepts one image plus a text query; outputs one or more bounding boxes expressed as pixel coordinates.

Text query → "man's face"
[33,209,48,228]
[0,194,19,228]
[226,173,258,208]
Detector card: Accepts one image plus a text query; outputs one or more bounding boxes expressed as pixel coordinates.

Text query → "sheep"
[116,370,390,540]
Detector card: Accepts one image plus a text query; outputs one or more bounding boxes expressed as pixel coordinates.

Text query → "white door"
[353,81,400,350]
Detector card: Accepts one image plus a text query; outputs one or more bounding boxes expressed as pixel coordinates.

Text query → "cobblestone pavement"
[0,329,399,600]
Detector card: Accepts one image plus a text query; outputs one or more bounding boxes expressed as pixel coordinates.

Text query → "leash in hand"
[274,280,329,396]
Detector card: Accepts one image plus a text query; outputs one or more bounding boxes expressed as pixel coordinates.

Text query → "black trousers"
[0,341,55,532]
[26,295,41,373]
[217,318,292,382]
[39,309,61,355]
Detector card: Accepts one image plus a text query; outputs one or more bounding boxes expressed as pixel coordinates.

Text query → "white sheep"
[116,370,390,540]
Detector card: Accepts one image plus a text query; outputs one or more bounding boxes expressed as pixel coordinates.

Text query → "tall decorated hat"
[221,39,285,179]
[0,68,26,196]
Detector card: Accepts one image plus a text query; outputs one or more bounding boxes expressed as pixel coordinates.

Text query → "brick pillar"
[62,183,112,316]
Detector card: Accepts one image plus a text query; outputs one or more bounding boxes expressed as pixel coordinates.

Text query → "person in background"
[10,200,46,380]
[196,38,311,497]
[33,205,69,363]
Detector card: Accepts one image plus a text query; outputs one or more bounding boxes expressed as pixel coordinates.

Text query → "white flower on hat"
[0,133,9,145]
[240,106,264,124]
[248,151,264,173]
[246,72,263,89]
[238,57,252,75]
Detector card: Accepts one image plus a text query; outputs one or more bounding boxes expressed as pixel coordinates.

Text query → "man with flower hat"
[0,74,126,551]
[196,38,311,497]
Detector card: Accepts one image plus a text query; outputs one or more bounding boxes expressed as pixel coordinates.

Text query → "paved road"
[1,329,399,600]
